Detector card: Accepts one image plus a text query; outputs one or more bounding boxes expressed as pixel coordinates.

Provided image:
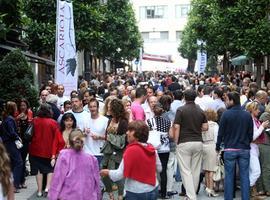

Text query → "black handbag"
[24,123,33,141]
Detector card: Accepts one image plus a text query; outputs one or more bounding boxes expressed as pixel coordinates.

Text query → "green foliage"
[0,50,38,108]
[22,0,142,61]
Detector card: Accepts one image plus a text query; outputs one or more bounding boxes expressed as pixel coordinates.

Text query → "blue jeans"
[224,150,250,200]
[125,187,158,200]
[95,155,103,169]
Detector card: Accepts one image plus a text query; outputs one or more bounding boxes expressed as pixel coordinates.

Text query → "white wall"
[131,0,190,71]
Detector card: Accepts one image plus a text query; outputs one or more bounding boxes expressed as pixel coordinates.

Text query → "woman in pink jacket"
[48,129,101,200]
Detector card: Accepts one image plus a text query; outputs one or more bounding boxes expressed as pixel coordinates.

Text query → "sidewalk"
[15,175,248,200]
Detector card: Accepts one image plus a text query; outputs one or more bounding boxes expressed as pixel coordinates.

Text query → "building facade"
[130,0,191,72]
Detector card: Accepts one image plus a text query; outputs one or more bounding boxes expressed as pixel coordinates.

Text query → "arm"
[252,121,264,141]
[173,124,180,144]
[48,152,69,200]
[216,114,226,151]
[108,160,124,182]
[5,118,20,140]
[7,183,14,200]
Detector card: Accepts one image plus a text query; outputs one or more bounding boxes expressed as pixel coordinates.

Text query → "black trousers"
[158,152,170,197]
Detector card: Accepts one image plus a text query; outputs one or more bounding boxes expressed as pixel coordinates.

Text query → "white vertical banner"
[196,40,207,74]
[55,0,77,96]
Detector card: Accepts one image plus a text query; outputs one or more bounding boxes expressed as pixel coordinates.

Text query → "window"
[176,31,182,40]
[141,31,168,42]
[140,6,168,19]
[175,4,190,18]
[141,32,150,41]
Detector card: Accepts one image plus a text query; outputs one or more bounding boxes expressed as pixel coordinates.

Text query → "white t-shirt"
[83,115,109,156]
[66,110,91,131]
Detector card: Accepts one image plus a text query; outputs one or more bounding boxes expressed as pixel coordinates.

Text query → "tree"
[0,50,38,108]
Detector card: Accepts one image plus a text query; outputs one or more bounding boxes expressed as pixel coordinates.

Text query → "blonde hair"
[204,109,218,122]
[0,143,11,196]
[69,129,85,151]
[245,101,259,113]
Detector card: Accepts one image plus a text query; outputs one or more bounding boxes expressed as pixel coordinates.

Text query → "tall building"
[131,0,191,72]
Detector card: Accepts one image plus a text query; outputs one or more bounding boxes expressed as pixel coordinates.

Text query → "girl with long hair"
[60,113,77,148]
[0,101,23,193]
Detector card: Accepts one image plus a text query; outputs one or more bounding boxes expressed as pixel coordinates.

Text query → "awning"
[231,55,248,66]
[143,53,173,63]
[0,44,55,66]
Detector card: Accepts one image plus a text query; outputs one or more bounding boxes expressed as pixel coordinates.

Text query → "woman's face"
[20,102,27,112]
[125,102,131,112]
[126,130,137,143]
[252,107,260,117]
[64,117,74,129]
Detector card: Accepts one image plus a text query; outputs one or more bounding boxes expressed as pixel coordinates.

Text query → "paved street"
[14,175,255,200]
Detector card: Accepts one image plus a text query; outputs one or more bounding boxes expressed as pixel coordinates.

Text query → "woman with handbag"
[29,103,64,197]
[101,99,128,200]
[0,101,23,193]
[147,103,171,199]
[15,98,33,189]
[101,121,162,200]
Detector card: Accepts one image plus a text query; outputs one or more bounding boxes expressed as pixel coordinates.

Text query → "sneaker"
[167,191,178,196]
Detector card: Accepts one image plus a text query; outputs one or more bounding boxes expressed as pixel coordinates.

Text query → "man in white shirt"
[212,88,226,111]
[66,95,90,131]
[56,84,69,111]
[83,98,108,166]
[196,86,215,111]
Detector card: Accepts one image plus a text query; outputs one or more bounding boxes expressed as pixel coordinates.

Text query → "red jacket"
[29,117,64,159]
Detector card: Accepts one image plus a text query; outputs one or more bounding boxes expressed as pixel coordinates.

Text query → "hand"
[262,120,269,128]
[91,134,100,140]
[51,158,56,167]
[84,128,90,135]
[100,169,109,177]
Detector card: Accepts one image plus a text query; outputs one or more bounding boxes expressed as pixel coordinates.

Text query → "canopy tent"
[231,55,248,66]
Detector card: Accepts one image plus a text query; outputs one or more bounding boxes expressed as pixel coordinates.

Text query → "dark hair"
[135,87,147,98]
[64,100,71,107]
[110,98,127,121]
[18,98,30,110]
[197,85,204,93]
[70,90,78,98]
[159,95,172,112]
[213,88,223,99]
[127,121,149,143]
[153,103,164,116]
[36,103,53,118]
[227,91,240,105]
[71,94,83,101]
[89,98,99,109]
[173,90,183,100]
[60,113,77,132]
[84,89,96,98]
[204,86,212,95]
[184,89,197,102]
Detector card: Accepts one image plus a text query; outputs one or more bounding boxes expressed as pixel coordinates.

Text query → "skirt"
[29,155,54,175]
[202,143,217,171]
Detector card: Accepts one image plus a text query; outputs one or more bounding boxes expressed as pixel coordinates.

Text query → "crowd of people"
[0,70,270,200]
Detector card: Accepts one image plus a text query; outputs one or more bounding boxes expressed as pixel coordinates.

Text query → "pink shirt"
[48,149,101,200]
[131,101,145,121]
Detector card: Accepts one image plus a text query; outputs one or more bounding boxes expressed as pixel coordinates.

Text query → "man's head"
[40,90,49,103]
[63,100,72,112]
[173,90,183,101]
[57,84,65,97]
[45,86,52,94]
[135,87,147,103]
[83,90,96,106]
[146,87,155,98]
[71,95,83,112]
[184,89,197,102]
[148,96,158,111]
[88,98,99,117]
[255,90,268,105]
[226,91,240,108]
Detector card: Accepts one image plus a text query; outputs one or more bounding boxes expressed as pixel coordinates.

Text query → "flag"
[55,0,77,96]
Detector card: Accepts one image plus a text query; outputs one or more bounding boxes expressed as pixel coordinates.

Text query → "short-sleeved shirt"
[131,101,145,121]
[174,102,207,143]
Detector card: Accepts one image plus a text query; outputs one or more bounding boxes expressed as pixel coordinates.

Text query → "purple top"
[48,149,101,200]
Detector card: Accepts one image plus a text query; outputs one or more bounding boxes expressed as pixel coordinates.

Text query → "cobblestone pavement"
[14,175,260,200]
